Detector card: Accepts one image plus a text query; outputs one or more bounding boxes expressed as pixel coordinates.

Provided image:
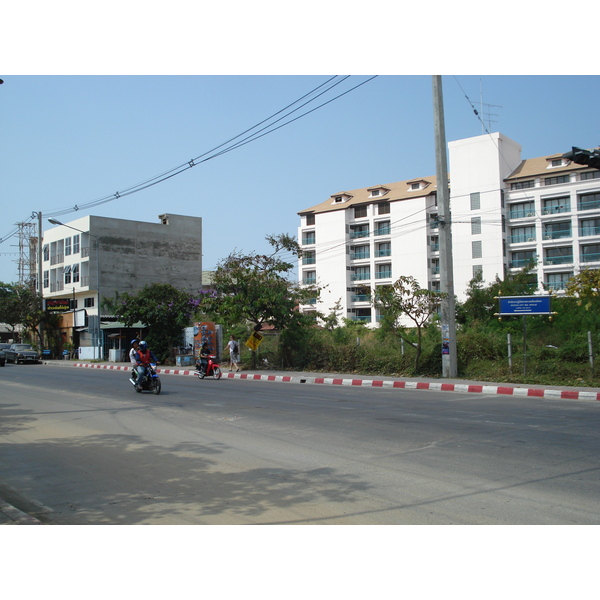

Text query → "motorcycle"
[130,363,162,394]
[195,355,222,380]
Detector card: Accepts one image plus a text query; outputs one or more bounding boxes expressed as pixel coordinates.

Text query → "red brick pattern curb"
[71,363,600,402]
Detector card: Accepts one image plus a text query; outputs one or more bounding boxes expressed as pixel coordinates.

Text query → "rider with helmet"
[135,340,159,388]
[128,338,140,385]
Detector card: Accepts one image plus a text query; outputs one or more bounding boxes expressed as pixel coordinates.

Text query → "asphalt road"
[1,363,599,524]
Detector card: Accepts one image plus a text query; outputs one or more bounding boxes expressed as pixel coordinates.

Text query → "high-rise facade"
[297,133,600,326]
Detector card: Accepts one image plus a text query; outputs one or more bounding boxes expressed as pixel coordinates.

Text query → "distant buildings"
[43,213,202,358]
[298,132,600,326]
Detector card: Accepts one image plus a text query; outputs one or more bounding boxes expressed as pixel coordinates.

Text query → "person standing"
[226,335,241,372]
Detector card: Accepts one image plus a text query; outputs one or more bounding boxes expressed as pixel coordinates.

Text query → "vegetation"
[105,283,196,362]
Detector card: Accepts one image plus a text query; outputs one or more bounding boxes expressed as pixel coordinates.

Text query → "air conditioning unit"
[526,212,535,217]
[544,235,552,240]
[527,237,535,242]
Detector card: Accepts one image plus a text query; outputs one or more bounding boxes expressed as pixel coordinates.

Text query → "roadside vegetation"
[3,241,599,387]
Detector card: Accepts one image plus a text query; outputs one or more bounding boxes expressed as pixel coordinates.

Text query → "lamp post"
[48,219,102,360]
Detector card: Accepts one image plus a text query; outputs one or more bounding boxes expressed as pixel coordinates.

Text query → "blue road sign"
[497,295,552,316]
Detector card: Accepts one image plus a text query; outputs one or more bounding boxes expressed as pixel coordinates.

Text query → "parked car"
[0,343,8,367]
[5,344,41,364]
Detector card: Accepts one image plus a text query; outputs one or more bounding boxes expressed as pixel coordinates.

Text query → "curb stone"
[65,362,600,402]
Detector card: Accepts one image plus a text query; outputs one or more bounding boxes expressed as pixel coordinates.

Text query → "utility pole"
[432,76,457,378]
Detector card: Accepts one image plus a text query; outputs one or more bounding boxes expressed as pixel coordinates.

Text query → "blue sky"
[0,75,600,281]
[1,74,598,286]
[1,3,599,287]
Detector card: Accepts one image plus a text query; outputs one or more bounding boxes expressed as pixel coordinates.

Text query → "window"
[581,244,600,263]
[430,214,439,229]
[64,265,72,285]
[73,234,80,254]
[302,250,316,265]
[580,218,600,237]
[352,266,370,281]
[470,192,481,210]
[510,250,536,269]
[375,264,392,279]
[473,265,483,278]
[544,175,569,186]
[510,226,536,243]
[550,159,563,167]
[374,221,390,236]
[303,270,316,285]
[350,224,369,239]
[65,237,72,256]
[354,206,367,219]
[546,272,573,291]
[544,246,573,265]
[370,189,380,197]
[351,245,370,260]
[43,244,49,262]
[84,297,95,308]
[510,180,535,190]
[543,222,571,240]
[306,214,315,226]
[472,240,482,259]
[302,231,315,245]
[471,217,481,235]
[429,236,439,252]
[378,202,390,215]
[376,242,391,257]
[431,258,440,275]
[509,201,535,219]
[43,270,49,288]
[578,192,600,211]
[542,196,570,215]
[410,182,420,190]
[72,264,80,283]
[581,171,600,181]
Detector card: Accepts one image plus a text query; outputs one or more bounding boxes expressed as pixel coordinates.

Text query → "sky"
[1,73,598,286]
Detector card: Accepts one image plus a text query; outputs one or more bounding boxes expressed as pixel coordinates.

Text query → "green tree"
[106,283,195,362]
[373,275,446,371]
[565,268,600,310]
[0,282,45,347]
[197,234,320,367]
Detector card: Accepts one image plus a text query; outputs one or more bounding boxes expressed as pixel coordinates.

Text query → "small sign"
[245,331,264,351]
[497,295,552,316]
[46,299,71,313]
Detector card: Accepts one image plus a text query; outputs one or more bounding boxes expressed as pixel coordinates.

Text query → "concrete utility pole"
[432,76,457,378]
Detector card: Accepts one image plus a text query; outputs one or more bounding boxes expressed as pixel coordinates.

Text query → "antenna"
[479,79,503,133]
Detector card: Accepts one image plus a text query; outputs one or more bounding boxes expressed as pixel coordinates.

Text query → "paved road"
[1,363,599,524]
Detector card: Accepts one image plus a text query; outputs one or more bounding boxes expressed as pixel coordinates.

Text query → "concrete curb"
[0,498,43,525]
[69,362,600,402]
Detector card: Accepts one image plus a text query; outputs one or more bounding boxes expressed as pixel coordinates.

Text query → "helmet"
[130,338,139,346]
[139,340,148,350]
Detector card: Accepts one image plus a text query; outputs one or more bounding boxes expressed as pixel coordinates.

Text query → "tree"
[565,268,600,310]
[106,283,195,362]
[373,275,446,371]
[0,282,45,347]
[198,234,320,332]
[197,234,321,367]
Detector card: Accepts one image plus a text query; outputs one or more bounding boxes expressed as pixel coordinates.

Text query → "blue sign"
[497,295,552,316]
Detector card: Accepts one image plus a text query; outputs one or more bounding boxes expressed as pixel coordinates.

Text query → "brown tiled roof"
[298,175,438,215]
[506,150,600,181]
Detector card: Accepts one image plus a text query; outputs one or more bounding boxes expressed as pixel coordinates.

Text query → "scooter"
[195,355,222,380]
[130,363,162,394]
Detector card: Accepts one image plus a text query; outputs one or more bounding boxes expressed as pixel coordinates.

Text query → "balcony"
[350,251,370,260]
[580,226,600,237]
[374,226,391,236]
[543,230,571,240]
[543,255,573,266]
[509,257,536,268]
[375,248,391,257]
[302,256,316,265]
[581,252,600,263]
[350,315,372,323]
[375,270,392,279]
[509,209,535,219]
[350,230,370,239]
[351,272,371,281]
[510,234,536,244]
[542,205,570,215]
[351,294,371,302]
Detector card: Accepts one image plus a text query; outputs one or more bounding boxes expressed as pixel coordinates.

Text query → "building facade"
[298,133,600,326]
[43,213,203,357]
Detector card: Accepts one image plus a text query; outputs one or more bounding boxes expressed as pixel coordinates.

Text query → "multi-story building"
[43,213,202,358]
[297,133,600,326]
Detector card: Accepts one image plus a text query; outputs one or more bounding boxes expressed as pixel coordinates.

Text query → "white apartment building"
[298,133,600,326]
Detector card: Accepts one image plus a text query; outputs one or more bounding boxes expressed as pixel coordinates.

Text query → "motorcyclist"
[135,340,159,388]
[196,341,210,375]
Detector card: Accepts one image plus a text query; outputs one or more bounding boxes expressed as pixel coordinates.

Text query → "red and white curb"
[70,362,600,402]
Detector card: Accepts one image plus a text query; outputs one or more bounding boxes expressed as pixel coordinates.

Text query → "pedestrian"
[226,335,241,372]
[128,338,139,385]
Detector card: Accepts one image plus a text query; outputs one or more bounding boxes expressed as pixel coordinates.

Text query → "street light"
[48,218,102,360]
